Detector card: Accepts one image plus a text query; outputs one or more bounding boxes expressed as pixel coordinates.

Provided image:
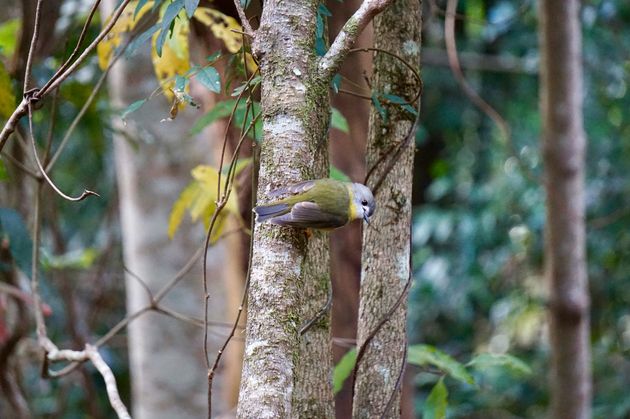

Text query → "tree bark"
[352,0,421,417]
[236,0,333,417]
[538,1,592,418]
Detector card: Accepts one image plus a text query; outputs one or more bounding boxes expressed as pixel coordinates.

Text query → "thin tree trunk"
[352,0,421,417]
[236,0,333,416]
[538,1,592,418]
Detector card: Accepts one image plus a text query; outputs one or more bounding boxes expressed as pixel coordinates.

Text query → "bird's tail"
[253,203,290,223]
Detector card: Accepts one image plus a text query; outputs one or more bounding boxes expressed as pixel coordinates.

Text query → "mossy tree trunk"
[352,0,421,417]
[236,0,396,416]
[538,1,592,418]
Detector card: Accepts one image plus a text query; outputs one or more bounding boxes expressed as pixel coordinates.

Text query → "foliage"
[410,0,630,417]
[168,164,247,240]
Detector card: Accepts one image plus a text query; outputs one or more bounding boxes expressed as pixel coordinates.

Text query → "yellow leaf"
[168,182,200,238]
[193,7,257,72]
[0,61,16,119]
[169,165,243,242]
[152,7,190,103]
[97,0,153,70]
[192,165,239,214]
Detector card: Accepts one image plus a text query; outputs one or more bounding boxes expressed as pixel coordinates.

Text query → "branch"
[318,0,394,81]
[0,0,133,153]
[231,0,255,37]
[85,345,131,419]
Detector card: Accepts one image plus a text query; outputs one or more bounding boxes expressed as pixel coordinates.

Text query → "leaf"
[184,0,200,18]
[121,99,147,120]
[97,0,154,69]
[196,66,221,93]
[407,344,475,386]
[126,24,160,58]
[467,353,532,376]
[333,348,357,394]
[152,4,191,103]
[423,377,448,419]
[331,108,349,133]
[0,61,16,119]
[330,166,351,182]
[383,93,418,116]
[0,18,20,57]
[193,7,257,72]
[168,182,200,238]
[0,208,33,279]
[169,165,242,240]
[371,92,387,122]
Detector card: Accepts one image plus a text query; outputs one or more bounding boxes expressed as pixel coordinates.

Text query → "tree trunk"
[352,0,421,417]
[538,1,592,418]
[236,0,333,417]
[101,1,233,417]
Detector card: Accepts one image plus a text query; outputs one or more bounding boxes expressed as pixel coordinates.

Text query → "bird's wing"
[270,201,346,229]
[268,180,317,198]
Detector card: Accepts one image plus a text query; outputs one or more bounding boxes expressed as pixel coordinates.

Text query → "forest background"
[0,0,628,418]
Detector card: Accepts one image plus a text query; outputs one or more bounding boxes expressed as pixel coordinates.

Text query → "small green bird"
[253,179,376,230]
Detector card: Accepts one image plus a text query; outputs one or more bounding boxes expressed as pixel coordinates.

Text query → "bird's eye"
[361,199,368,206]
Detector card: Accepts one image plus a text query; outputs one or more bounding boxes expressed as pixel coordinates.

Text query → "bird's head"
[351,183,376,224]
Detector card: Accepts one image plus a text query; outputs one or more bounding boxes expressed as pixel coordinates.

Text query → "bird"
[253,178,376,230]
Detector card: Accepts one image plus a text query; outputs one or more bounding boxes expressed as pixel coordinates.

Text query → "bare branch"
[318,0,394,81]
[231,0,255,37]
[23,0,43,93]
[85,345,132,419]
[27,104,99,201]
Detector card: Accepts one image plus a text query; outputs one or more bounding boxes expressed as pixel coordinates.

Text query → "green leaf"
[175,74,187,91]
[184,0,200,18]
[156,0,184,57]
[371,92,387,121]
[0,208,33,278]
[330,166,351,182]
[423,377,448,419]
[333,348,357,394]
[331,108,349,133]
[121,99,147,120]
[467,353,532,376]
[126,24,160,58]
[191,100,236,134]
[383,93,418,116]
[408,344,475,386]
[196,66,221,93]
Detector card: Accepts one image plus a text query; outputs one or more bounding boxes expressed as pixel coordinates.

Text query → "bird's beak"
[363,213,370,225]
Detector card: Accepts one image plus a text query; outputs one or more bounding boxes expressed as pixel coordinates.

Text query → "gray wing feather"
[270,201,346,229]
[268,180,317,198]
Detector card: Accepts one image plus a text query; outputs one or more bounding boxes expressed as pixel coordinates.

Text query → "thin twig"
[46,61,110,171]
[350,271,412,403]
[38,0,134,97]
[23,0,43,93]
[444,0,537,182]
[231,0,255,37]
[27,103,99,201]
[39,0,102,96]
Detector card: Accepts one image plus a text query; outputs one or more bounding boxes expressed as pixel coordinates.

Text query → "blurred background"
[0,0,629,417]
